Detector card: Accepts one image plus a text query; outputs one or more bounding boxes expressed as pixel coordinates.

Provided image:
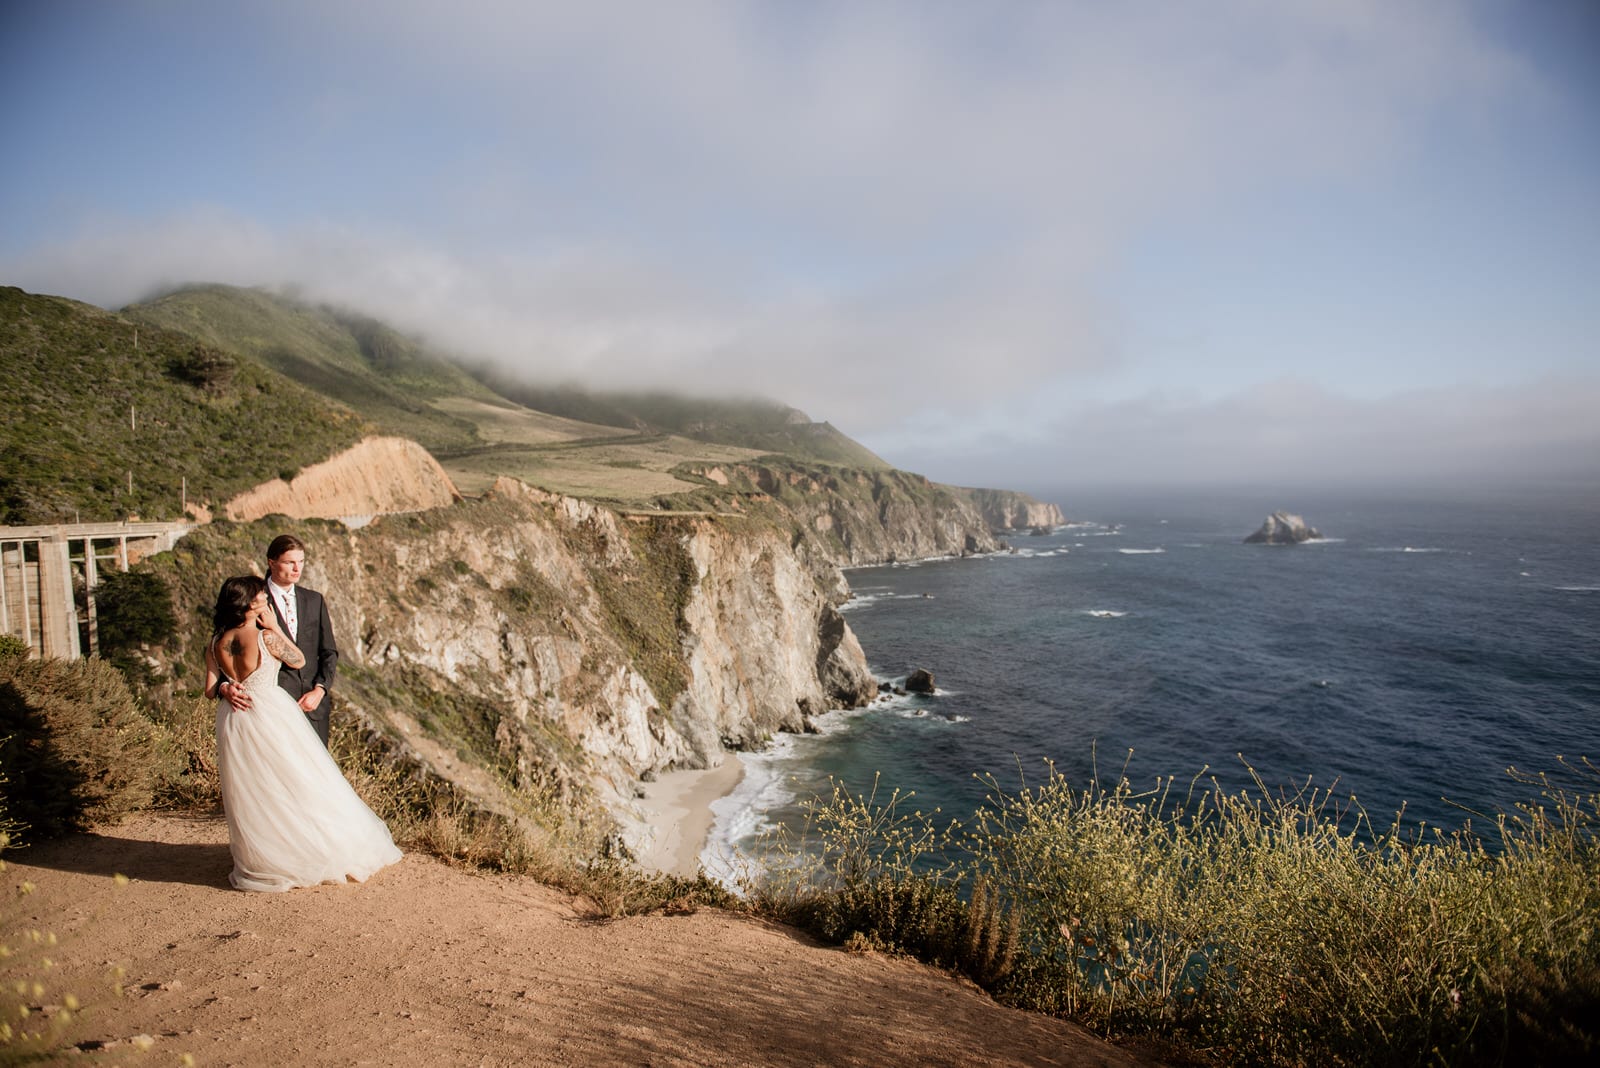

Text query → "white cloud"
[3,1,1569,489]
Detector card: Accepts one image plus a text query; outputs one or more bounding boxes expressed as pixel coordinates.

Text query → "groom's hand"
[298,685,325,713]
[220,679,253,711]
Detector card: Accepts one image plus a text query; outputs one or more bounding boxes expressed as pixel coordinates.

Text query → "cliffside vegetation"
[753,760,1600,1066]
[0,287,364,523]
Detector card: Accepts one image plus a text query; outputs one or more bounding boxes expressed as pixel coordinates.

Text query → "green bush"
[0,649,181,842]
[93,568,177,680]
[753,759,1600,1067]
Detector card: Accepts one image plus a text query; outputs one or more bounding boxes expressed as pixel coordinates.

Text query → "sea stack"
[1245,511,1322,545]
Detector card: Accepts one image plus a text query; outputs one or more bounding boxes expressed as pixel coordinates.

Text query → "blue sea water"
[705,488,1600,877]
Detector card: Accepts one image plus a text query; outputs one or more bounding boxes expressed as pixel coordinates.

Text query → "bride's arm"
[204,642,224,699]
[263,629,307,669]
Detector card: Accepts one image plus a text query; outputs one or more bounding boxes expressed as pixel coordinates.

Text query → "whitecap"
[1555,585,1600,592]
[1082,609,1127,618]
[1117,547,1166,555]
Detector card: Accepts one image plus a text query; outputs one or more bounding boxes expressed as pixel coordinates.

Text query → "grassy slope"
[124,285,495,452]
[464,377,893,471]
[125,286,893,502]
[0,286,365,524]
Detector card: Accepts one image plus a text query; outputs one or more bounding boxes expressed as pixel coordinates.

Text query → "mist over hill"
[3,282,1057,525]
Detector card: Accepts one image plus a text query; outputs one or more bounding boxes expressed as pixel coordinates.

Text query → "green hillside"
[3,281,934,520]
[124,285,495,452]
[0,286,365,524]
[467,379,892,471]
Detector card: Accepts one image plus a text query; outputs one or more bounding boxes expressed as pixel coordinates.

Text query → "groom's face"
[269,548,305,588]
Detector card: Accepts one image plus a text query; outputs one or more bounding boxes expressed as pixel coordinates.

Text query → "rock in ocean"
[1244,512,1322,545]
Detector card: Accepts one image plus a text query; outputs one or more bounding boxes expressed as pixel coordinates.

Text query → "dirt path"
[7,813,1163,1067]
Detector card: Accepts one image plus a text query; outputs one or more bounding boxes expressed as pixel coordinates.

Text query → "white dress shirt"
[267,578,298,641]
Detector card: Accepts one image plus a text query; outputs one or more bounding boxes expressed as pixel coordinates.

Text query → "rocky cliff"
[156,477,877,855]
[678,461,1016,565]
[151,436,1053,857]
[954,487,1067,532]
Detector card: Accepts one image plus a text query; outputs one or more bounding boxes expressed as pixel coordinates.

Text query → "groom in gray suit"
[265,533,339,747]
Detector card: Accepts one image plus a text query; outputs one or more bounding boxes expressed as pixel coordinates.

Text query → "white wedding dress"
[216,631,401,891]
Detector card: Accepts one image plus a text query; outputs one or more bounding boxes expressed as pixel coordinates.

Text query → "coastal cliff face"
[681,462,1015,566]
[158,477,877,851]
[955,487,1067,532]
[147,436,1056,853]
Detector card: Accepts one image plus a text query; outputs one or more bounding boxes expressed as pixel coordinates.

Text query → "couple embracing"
[204,534,400,892]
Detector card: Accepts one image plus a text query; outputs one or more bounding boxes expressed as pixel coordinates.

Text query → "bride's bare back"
[206,589,305,701]
[214,622,266,681]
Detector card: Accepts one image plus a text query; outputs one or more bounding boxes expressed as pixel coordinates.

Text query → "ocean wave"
[895,706,968,724]
[1369,546,1451,554]
[1117,547,1166,555]
[841,592,935,610]
[1555,585,1600,592]
[1082,609,1127,618]
[702,743,800,884]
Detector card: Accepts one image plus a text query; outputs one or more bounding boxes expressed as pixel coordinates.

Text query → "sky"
[3,1,1597,501]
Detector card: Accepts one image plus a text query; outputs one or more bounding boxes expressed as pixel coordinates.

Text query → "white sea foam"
[701,744,795,885]
[894,706,970,725]
[1082,609,1127,618]
[1117,547,1166,555]
[1370,546,1448,554]
[841,591,935,610]
[1003,547,1069,559]
[1555,585,1600,592]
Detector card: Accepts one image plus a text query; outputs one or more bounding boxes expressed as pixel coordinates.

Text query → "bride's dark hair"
[212,575,267,636]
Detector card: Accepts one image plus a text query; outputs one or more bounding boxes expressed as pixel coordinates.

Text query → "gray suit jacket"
[269,584,338,747]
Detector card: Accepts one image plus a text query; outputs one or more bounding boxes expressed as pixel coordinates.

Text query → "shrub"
[752,758,1600,1066]
[0,652,181,842]
[93,569,177,682]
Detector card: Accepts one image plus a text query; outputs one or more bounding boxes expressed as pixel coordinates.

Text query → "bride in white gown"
[205,575,401,891]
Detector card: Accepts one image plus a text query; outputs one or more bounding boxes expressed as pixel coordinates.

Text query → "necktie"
[280,588,298,640]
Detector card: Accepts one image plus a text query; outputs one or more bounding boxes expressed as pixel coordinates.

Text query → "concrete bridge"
[1,521,191,660]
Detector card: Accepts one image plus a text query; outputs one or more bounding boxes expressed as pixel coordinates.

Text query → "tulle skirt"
[216,683,401,892]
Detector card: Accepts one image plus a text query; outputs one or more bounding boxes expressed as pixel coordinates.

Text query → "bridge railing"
[1,522,190,660]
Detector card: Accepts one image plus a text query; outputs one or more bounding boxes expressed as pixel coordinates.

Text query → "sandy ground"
[6,813,1168,1067]
[630,758,746,877]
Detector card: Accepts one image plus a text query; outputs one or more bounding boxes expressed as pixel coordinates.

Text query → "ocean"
[704,487,1600,878]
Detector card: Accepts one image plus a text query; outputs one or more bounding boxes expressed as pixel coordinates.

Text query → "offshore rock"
[904,668,936,694]
[1245,511,1323,545]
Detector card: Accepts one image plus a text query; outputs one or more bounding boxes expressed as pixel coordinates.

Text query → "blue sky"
[3,1,1596,499]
